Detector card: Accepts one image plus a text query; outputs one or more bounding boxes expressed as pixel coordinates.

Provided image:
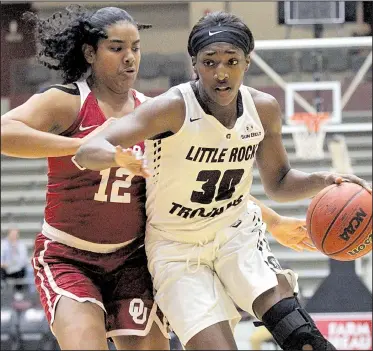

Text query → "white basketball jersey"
[145,82,264,243]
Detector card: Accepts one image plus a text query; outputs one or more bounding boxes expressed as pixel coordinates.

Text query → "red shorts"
[31,233,169,339]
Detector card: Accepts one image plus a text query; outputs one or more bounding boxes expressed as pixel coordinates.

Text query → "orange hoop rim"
[290,112,330,132]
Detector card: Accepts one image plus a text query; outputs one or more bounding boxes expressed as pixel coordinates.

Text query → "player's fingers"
[336,174,372,193]
[117,148,140,161]
[115,145,124,153]
[361,182,372,194]
[301,242,318,252]
[297,225,308,235]
[341,178,372,193]
[334,176,344,185]
[125,149,138,158]
[117,148,131,155]
[140,166,151,178]
[126,147,142,160]
[299,235,318,251]
[127,163,144,176]
[114,145,127,162]
[288,244,303,252]
[302,237,316,248]
[115,147,142,171]
[295,218,307,226]
[122,155,150,178]
[367,183,373,194]
[288,235,304,244]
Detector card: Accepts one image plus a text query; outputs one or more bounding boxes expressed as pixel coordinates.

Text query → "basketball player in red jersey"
[1,6,167,350]
[2,5,318,350]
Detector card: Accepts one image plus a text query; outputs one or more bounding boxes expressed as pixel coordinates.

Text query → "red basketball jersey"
[43,81,146,245]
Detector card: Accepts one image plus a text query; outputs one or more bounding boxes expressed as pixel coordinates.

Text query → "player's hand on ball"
[114,145,151,178]
[268,216,318,252]
[319,171,372,193]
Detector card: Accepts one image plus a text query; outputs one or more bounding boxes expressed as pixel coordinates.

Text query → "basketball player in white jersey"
[76,11,370,351]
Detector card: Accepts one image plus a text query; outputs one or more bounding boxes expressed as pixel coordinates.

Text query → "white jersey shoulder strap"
[75,80,91,109]
[132,89,148,103]
[240,86,263,129]
[175,82,206,125]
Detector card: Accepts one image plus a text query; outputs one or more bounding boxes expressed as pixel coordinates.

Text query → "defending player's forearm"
[248,194,281,231]
[1,120,82,158]
[75,138,118,171]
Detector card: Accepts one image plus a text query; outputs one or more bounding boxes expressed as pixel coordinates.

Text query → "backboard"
[284,1,345,25]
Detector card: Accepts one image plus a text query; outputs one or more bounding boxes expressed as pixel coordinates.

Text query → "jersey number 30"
[191,169,244,204]
[94,168,133,203]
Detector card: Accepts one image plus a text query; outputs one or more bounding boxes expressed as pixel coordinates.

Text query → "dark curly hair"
[23,5,152,84]
[187,11,254,57]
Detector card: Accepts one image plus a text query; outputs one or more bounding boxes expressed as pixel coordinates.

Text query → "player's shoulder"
[133,87,184,109]
[32,83,80,109]
[165,85,185,100]
[160,87,186,118]
[32,83,80,111]
[246,86,279,108]
[144,86,185,108]
[245,86,281,117]
[136,86,185,135]
[24,83,81,127]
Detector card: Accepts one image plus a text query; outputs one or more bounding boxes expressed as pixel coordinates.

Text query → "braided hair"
[24,5,152,84]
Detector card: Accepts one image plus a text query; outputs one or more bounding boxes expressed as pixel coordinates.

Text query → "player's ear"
[191,56,199,79]
[191,56,197,70]
[82,44,95,64]
[245,55,251,72]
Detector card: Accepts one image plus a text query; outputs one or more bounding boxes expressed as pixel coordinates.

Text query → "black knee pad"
[259,297,336,350]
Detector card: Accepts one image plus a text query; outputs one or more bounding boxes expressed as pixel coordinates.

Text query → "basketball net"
[291,112,330,160]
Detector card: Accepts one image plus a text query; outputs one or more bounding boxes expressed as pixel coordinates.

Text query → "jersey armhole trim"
[37,84,80,96]
[242,86,265,137]
[58,83,82,136]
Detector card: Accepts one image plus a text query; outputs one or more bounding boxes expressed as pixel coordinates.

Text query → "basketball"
[306,182,372,261]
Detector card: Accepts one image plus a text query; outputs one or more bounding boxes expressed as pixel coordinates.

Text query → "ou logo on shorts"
[129,298,148,324]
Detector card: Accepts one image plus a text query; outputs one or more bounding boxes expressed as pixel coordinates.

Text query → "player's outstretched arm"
[75,89,185,171]
[252,91,371,202]
[1,88,84,158]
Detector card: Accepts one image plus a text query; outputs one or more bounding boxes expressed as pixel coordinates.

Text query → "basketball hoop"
[290,112,330,160]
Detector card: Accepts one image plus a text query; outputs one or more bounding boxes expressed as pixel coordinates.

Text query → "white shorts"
[145,203,299,345]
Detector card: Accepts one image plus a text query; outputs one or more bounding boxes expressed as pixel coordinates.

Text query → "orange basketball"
[306,182,372,261]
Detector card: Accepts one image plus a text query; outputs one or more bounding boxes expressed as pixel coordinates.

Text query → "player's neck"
[196,81,238,129]
[86,76,134,110]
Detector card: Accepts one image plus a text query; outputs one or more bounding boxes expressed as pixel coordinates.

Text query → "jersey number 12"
[94,168,133,203]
